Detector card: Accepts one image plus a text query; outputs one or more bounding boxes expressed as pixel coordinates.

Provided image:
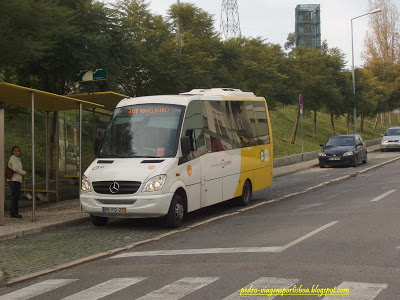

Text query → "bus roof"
[181,88,255,97]
[115,88,263,108]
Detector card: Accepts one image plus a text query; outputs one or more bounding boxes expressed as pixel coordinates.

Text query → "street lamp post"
[351,8,382,134]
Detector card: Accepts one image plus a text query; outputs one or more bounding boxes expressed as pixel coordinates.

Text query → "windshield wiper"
[98,154,130,158]
[98,154,114,158]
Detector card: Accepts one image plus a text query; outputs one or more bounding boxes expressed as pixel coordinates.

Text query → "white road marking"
[223,277,299,299]
[62,278,146,300]
[323,281,387,299]
[328,189,351,199]
[136,277,219,299]
[294,202,326,212]
[370,189,396,202]
[112,246,282,257]
[110,221,339,258]
[1,277,389,300]
[0,279,77,300]
[279,221,339,251]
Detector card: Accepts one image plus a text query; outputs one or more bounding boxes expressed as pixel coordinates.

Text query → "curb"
[0,271,5,288]
[0,217,90,242]
[5,153,400,287]
[273,145,381,178]
[273,163,319,178]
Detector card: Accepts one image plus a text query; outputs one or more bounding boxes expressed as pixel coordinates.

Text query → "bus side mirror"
[181,136,191,156]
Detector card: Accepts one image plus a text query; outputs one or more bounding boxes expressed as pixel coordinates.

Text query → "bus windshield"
[99,104,185,158]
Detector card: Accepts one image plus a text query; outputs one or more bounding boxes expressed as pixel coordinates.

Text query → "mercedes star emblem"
[109,182,120,194]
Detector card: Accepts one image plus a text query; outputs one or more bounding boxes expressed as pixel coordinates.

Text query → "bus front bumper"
[80,193,174,218]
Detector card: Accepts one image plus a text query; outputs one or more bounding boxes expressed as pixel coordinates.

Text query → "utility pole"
[177,0,183,54]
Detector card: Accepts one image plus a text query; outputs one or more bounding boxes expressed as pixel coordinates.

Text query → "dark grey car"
[319,134,368,168]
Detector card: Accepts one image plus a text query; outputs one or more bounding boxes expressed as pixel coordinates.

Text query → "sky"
[120,0,400,69]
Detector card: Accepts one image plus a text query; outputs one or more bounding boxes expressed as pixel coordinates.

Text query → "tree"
[111,0,174,96]
[290,47,326,138]
[363,0,400,126]
[364,0,400,65]
[0,0,66,83]
[220,37,295,109]
[284,32,295,51]
[166,2,222,93]
[321,48,348,135]
[353,68,384,132]
[12,0,114,94]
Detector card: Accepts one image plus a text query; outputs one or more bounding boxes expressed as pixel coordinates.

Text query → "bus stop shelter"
[0,83,127,225]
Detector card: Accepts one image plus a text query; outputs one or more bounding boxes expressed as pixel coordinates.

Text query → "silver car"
[381,126,400,151]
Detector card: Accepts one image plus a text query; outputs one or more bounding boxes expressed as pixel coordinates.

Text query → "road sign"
[77,70,93,82]
[93,68,108,80]
[299,93,304,155]
[77,68,108,82]
[299,94,304,110]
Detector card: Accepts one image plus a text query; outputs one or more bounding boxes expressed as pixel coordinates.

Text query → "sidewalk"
[0,143,382,242]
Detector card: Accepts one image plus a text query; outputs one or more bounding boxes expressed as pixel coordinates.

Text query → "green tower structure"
[295,4,321,49]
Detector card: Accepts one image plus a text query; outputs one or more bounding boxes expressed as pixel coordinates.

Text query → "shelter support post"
[46,112,49,201]
[92,108,96,144]
[30,92,36,221]
[0,105,4,225]
[79,104,82,194]
[56,112,59,202]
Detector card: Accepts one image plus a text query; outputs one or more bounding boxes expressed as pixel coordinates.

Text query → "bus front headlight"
[81,175,91,192]
[143,175,167,192]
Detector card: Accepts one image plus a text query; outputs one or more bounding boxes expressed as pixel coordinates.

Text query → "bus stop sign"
[299,94,304,110]
[77,68,108,82]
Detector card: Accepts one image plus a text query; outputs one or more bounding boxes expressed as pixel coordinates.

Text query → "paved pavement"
[0,144,383,286]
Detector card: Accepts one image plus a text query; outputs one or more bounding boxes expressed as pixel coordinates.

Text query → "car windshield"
[99,104,184,158]
[385,128,400,136]
[326,136,355,146]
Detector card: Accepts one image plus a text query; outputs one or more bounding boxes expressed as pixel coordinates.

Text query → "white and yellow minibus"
[80,88,273,227]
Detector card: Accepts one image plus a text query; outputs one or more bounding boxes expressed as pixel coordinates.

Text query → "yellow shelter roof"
[0,82,105,111]
[67,91,128,112]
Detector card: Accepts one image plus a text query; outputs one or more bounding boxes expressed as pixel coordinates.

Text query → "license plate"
[329,157,341,161]
[102,207,126,213]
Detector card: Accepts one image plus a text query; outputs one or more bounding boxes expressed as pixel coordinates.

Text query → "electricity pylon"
[220,0,241,39]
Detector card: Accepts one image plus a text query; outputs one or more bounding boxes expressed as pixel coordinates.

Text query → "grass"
[270,106,398,158]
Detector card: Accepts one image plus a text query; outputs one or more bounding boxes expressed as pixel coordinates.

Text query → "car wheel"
[362,152,368,164]
[352,155,358,167]
[165,194,185,228]
[90,215,108,226]
[381,148,386,152]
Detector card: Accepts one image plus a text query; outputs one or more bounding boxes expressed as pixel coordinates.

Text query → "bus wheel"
[166,194,184,228]
[238,180,252,206]
[90,215,108,226]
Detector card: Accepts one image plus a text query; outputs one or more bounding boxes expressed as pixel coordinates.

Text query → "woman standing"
[7,146,27,218]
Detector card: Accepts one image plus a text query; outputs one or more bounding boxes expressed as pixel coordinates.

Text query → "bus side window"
[185,129,202,150]
[205,136,211,152]
[185,129,196,151]
[211,136,224,152]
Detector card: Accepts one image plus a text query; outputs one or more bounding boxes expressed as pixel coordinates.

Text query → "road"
[0,151,400,299]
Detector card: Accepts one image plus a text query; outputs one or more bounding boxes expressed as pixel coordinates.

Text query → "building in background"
[295,4,321,49]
